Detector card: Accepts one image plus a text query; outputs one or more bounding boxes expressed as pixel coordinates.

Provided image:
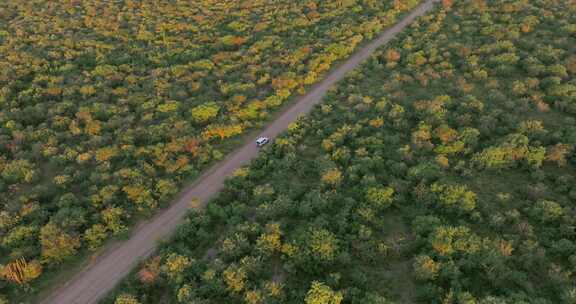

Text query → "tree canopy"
[107,0,576,303]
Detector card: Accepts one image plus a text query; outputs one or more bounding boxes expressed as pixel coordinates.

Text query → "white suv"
[256,137,270,147]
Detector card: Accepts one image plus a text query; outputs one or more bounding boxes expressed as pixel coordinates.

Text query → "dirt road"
[42,1,438,303]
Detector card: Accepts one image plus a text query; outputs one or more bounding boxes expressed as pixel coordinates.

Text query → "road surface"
[42,1,438,303]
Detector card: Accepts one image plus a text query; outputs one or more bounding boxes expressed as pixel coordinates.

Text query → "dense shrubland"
[108,0,576,303]
[0,0,423,300]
